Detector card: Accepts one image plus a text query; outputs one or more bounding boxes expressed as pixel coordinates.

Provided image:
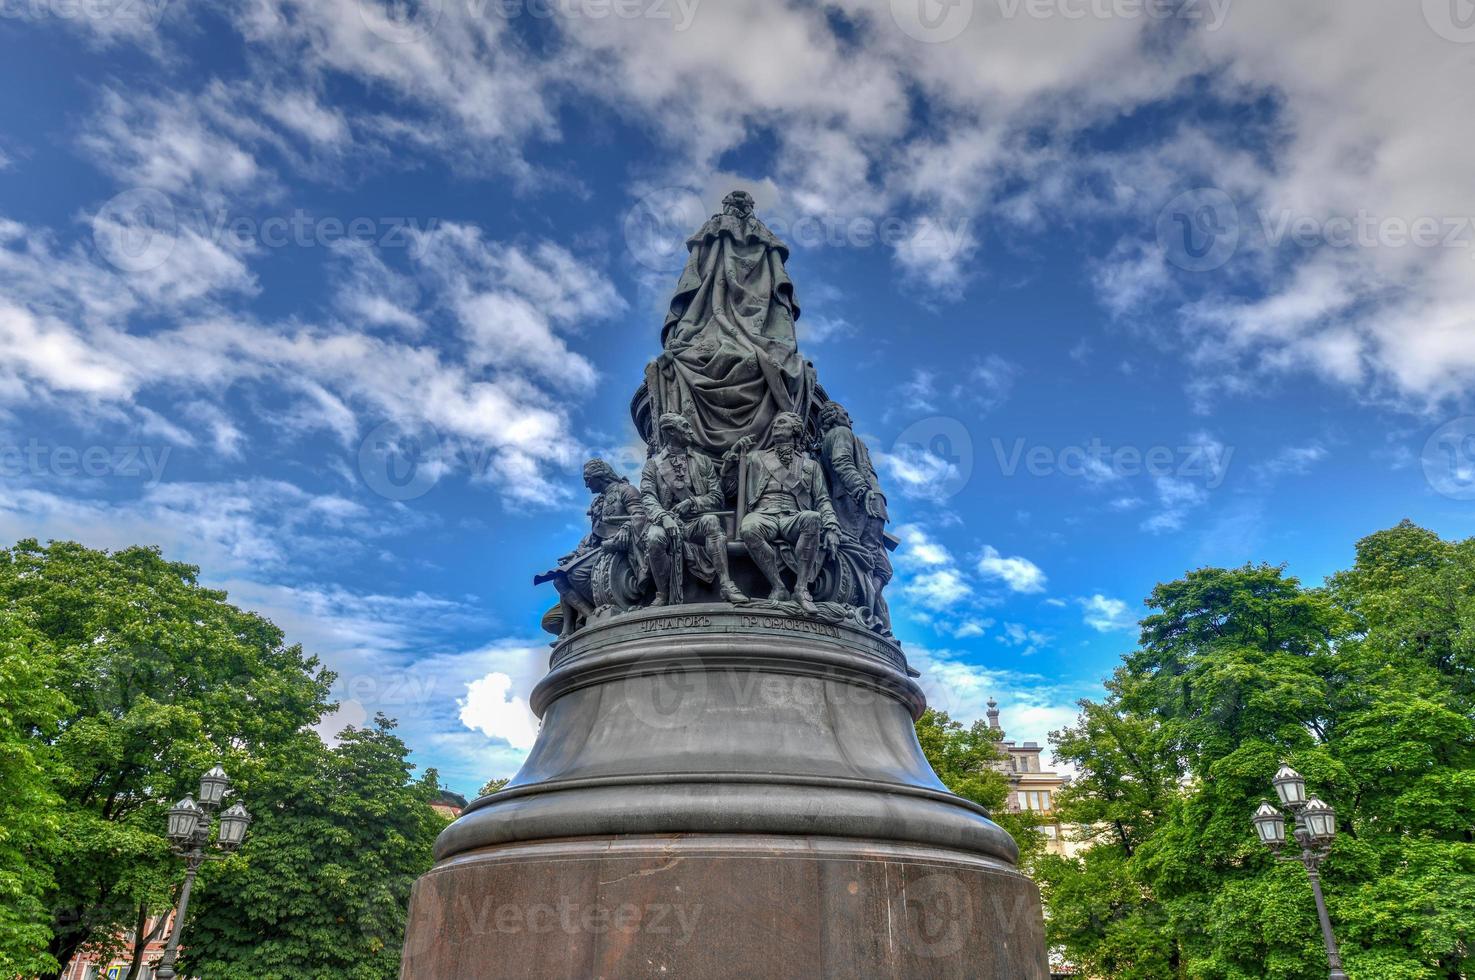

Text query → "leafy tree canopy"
[182,716,443,980]
[1038,523,1475,979]
[0,539,443,979]
[0,611,66,977]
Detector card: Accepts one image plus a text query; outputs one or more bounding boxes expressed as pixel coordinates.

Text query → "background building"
[986,698,1086,859]
[61,911,175,980]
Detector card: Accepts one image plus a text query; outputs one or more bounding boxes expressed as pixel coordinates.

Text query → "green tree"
[0,539,334,979]
[0,612,67,977]
[181,716,443,980]
[1039,526,1475,979]
[1035,678,1185,976]
[1036,844,1178,980]
[915,708,1044,864]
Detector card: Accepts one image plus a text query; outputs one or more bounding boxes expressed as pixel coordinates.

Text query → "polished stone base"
[401,835,1048,979]
[404,605,1048,977]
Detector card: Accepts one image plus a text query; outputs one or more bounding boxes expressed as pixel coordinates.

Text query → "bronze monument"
[401,195,1049,979]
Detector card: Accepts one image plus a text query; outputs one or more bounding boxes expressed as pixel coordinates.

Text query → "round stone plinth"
[402,835,1048,980]
[407,605,1048,977]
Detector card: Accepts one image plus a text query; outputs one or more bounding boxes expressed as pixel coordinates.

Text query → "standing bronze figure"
[819,401,893,633]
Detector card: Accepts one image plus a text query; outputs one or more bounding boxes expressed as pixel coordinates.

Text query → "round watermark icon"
[1156,186,1240,272]
[619,649,709,731]
[358,418,444,501]
[358,0,442,43]
[903,872,972,958]
[92,187,177,273]
[889,416,975,501]
[391,874,444,964]
[1423,0,1475,42]
[622,187,706,272]
[890,0,974,43]
[1422,417,1475,499]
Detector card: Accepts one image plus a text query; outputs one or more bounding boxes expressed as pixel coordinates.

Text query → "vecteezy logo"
[358,0,442,43]
[890,0,973,43]
[1424,0,1475,42]
[1422,417,1475,500]
[92,187,177,273]
[1156,187,1240,272]
[890,416,974,501]
[622,188,706,272]
[357,418,444,501]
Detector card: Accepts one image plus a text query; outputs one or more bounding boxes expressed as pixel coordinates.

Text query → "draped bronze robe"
[645,211,814,457]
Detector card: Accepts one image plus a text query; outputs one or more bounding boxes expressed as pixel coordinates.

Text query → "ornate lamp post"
[156,766,252,980]
[1253,764,1348,980]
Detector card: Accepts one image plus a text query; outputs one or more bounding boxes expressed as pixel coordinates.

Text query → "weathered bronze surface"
[404,195,1048,978]
[405,605,1048,978]
[561,193,900,639]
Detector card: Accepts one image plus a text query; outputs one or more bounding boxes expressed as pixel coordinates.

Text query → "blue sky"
[4,0,1475,796]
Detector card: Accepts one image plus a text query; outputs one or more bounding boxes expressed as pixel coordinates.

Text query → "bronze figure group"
[537,192,897,641]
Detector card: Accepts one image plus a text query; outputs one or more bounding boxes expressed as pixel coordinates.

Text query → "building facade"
[986,698,1086,859]
[61,911,176,980]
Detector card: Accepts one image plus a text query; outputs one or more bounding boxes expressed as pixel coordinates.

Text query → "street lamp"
[156,767,251,980]
[198,766,229,808]
[1253,765,1348,980]
[216,803,252,849]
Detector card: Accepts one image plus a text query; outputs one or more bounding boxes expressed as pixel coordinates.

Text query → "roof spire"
[986,697,1002,733]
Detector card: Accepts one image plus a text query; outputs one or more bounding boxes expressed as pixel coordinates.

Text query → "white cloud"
[953,618,993,639]
[0,301,133,398]
[79,86,275,206]
[459,670,540,752]
[976,545,1047,594]
[893,216,979,296]
[1141,475,1209,534]
[958,355,1018,413]
[0,480,396,576]
[904,568,974,611]
[1252,442,1329,481]
[998,621,1051,656]
[45,0,1475,416]
[237,0,558,174]
[894,523,953,568]
[415,225,621,392]
[904,645,1090,765]
[897,369,939,414]
[875,442,963,504]
[0,210,619,505]
[1079,594,1136,633]
[796,312,854,345]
